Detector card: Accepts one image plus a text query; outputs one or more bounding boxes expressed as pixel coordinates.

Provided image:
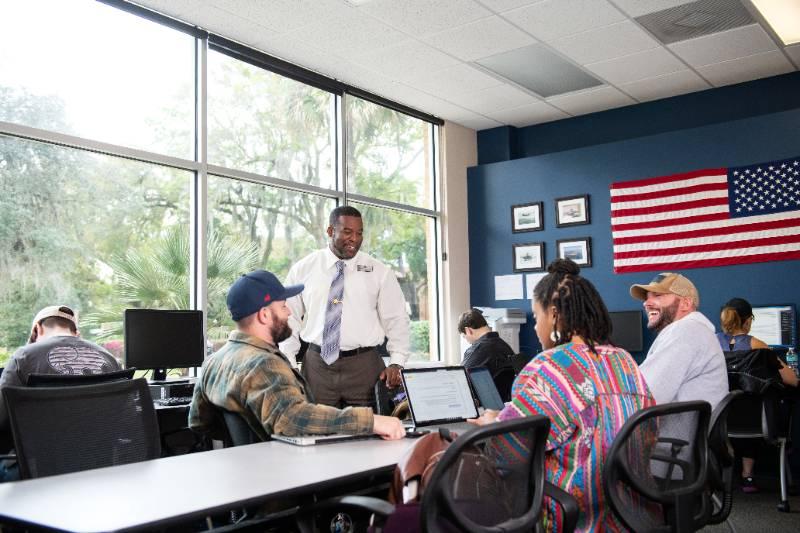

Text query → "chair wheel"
[777,501,790,513]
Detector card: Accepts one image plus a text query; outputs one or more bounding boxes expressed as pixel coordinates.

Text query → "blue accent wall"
[468,74,800,362]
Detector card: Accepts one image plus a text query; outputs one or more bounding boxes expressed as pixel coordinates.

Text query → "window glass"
[206,175,335,347]
[0,136,191,367]
[351,203,438,362]
[208,51,335,188]
[0,0,194,158]
[347,97,434,209]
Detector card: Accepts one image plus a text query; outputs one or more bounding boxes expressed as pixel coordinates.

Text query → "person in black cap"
[717,297,797,493]
[189,269,405,441]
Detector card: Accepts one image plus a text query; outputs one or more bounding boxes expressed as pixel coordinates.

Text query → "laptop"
[271,433,381,446]
[401,366,479,428]
[467,366,506,411]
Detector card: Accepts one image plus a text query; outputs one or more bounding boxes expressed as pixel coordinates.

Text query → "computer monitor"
[124,309,205,382]
[609,310,644,353]
[750,304,797,349]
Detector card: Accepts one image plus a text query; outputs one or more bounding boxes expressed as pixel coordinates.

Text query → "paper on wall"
[494,274,523,300]
[525,273,547,300]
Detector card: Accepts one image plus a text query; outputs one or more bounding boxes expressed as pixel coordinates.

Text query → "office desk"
[0,436,417,532]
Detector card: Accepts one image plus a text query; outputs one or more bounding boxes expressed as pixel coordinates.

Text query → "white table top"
[0,437,416,532]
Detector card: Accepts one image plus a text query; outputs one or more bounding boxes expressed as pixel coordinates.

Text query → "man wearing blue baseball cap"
[189,270,405,440]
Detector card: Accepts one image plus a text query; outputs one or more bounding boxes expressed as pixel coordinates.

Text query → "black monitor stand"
[152,368,168,382]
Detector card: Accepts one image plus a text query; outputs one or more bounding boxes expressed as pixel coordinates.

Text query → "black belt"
[307,343,376,357]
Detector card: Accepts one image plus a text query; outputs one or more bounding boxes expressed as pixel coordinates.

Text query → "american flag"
[610,156,800,273]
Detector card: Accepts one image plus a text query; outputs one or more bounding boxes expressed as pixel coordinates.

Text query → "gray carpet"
[702,480,800,532]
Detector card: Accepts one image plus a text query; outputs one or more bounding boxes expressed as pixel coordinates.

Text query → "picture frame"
[556,237,592,267]
[511,201,543,233]
[555,194,590,227]
[513,242,545,272]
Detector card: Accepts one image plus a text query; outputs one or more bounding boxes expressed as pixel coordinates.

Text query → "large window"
[0,1,441,368]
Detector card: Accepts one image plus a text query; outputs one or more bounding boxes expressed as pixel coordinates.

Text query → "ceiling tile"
[786,45,800,66]
[547,86,635,115]
[285,10,405,56]
[549,21,660,65]
[358,0,491,36]
[585,47,687,85]
[211,0,347,34]
[447,84,539,114]
[423,16,536,61]
[453,114,504,131]
[613,0,694,17]
[697,50,795,87]
[407,64,503,96]
[351,40,460,80]
[395,90,476,120]
[503,0,626,41]
[668,24,778,67]
[620,70,710,102]
[476,0,542,13]
[251,34,346,77]
[485,101,569,126]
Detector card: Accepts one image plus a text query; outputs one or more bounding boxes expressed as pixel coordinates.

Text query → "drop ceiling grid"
[129,0,798,130]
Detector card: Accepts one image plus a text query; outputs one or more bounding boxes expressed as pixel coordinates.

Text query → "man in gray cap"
[189,270,405,441]
[630,272,728,410]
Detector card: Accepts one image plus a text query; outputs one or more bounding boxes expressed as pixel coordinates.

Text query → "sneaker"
[741,476,759,493]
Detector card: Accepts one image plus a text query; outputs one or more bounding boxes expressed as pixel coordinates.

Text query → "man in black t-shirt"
[458,308,514,376]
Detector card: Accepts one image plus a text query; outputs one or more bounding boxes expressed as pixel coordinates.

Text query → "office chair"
[706,391,743,530]
[491,366,516,403]
[603,400,712,533]
[221,410,263,447]
[509,352,529,375]
[296,416,579,533]
[2,378,160,479]
[26,367,136,387]
[726,387,794,512]
[374,379,407,417]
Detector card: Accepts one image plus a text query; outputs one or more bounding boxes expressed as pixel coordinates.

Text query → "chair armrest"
[296,495,395,533]
[544,482,579,533]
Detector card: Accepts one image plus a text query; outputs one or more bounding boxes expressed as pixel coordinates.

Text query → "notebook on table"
[401,366,479,428]
[467,366,506,411]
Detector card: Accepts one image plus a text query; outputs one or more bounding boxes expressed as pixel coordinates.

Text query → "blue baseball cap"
[226,270,304,321]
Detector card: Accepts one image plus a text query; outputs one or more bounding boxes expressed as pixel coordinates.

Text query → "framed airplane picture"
[513,242,545,272]
[511,202,543,233]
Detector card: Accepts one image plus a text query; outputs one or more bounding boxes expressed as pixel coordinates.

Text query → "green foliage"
[409,320,430,355]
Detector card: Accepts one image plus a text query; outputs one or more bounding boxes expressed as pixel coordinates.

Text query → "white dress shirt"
[279,248,411,367]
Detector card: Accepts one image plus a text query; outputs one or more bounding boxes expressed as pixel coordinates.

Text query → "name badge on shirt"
[357,264,373,272]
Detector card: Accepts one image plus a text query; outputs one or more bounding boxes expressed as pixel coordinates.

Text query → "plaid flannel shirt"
[189,330,373,440]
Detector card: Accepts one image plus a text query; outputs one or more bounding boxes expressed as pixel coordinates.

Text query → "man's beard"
[271,319,292,344]
[647,299,680,332]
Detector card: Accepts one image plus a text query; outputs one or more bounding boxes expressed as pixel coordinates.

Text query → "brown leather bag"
[389,428,457,504]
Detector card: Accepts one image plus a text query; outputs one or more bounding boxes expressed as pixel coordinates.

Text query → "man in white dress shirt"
[280,206,410,408]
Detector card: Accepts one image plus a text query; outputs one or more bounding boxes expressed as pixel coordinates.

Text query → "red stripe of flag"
[611,181,728,203]
[610,168,726,191]
[614,233,800,259]
[611,196,729,217]
[611,212,729,232]
[613,250,800,273]
[613,216,800,245]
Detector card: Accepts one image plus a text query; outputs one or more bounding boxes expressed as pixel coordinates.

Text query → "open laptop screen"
[401,367,479,426]
[467,366,505,411]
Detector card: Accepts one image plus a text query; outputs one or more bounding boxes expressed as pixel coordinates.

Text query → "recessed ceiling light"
[749,0,800,45]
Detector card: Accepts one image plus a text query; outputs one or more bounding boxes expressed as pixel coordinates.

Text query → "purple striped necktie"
[320,260,345,365]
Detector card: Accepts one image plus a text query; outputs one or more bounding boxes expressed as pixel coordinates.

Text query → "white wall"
[439,121,476,365]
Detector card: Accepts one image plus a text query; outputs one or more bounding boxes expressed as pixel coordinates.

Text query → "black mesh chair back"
[603,400,711,533]
[420,416,552,533]
[26,367,135,387]
[706,391,742,525]
[509,352,529,375]
[3,378,160,479]
[221,410,262,447]
[491,366,516,402]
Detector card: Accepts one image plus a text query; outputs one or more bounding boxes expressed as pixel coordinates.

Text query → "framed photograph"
[513,242,545,272]
[555,195,590,227]
[511,202,543,233]
[556,237,592,267]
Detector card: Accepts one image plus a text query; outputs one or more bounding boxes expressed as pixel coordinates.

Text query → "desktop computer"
[149,381,196,401]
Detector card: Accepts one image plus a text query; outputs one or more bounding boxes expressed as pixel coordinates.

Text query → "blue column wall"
[468,106,800,361]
